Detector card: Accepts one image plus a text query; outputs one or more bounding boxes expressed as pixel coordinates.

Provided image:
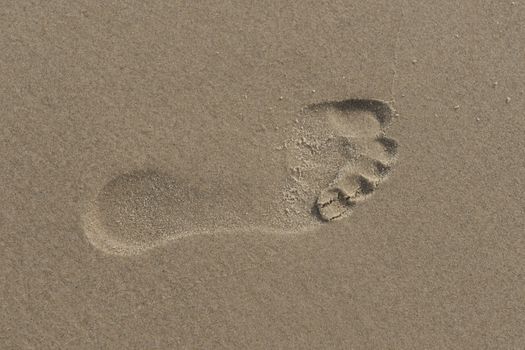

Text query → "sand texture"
[1,0,524,349]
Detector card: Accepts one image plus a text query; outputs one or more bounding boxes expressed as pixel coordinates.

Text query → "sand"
[1,0,524,348]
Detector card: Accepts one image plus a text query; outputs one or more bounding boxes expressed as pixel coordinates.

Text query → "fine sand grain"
[1,1,524,349]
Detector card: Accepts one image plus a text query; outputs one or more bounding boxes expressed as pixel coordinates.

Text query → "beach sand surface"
[1,0,524,348]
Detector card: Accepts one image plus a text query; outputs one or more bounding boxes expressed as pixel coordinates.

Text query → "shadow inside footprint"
[309,99,394,137]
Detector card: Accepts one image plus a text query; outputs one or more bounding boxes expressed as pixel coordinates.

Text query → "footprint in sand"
[81,98,398,255]
[282,99,398,222]
[81,170,203,255]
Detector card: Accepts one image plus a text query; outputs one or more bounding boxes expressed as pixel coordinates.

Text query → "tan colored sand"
[1,0,524,348]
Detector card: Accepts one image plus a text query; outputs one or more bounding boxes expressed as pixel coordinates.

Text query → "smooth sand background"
[1,1,524,348]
